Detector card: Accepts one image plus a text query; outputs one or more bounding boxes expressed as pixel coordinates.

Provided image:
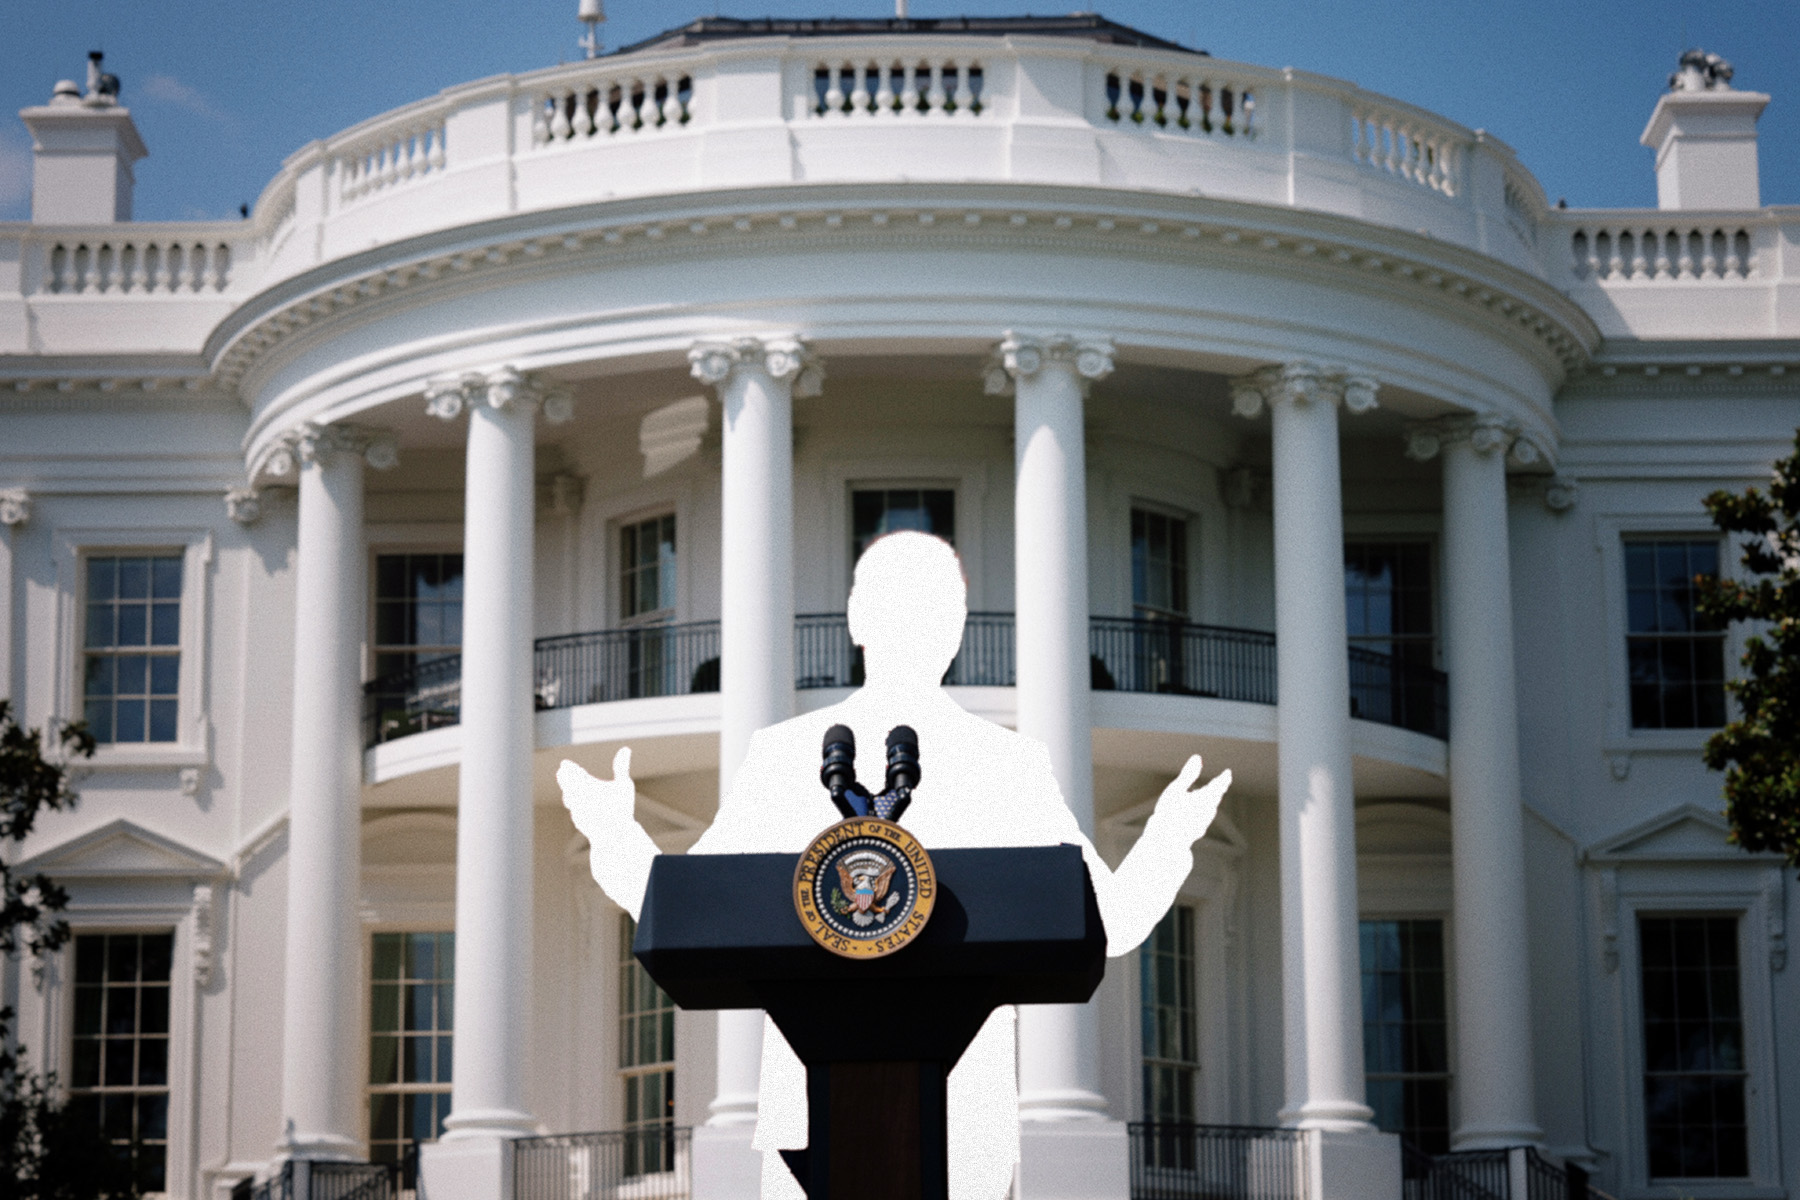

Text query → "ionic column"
[1233,364,1379,1132]
[990,332,1115,1122]
[277,423,395,1161]
[421,368,570,1199]
[687,336,820,1138]
[1407,417,1540,1149]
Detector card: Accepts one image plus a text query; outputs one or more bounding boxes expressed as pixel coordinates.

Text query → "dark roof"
[612,14,1204,58]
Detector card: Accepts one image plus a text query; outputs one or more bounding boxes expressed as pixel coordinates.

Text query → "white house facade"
[2,16,1795,1200]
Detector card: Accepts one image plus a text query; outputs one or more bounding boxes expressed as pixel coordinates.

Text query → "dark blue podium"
[634,844,1106,1200]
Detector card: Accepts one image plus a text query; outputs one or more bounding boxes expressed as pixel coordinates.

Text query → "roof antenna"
[579,0,605,59]
[896,0,908,16]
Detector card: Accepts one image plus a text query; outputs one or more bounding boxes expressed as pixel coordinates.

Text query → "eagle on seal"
[835,850,899,927]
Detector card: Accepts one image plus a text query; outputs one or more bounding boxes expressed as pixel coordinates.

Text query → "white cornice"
[204,184,1601,399]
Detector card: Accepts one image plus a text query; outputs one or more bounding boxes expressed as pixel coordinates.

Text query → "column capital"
[257,421,399,482]
[688,336,824,397]
[1229,363,1379,419]
[1403,414,1538,463]
[0,488,31,528]
[983,332,1115,396]
[424,366,574,424]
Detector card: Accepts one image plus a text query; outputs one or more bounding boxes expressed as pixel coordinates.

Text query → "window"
[83,555,182,743]
[1345,543,1436,730]
[1344,543,1434,668]
[68,932,173,1193]
[369,932,454,1182]
[851,488,954,564]
[1141,905,1197,1134]
[373,553,464,679]
[1639,915,1747,1179]
[1625,539,1726,729]
[620,515,677,623]
[369,554,464,741]
[619,914,676,1177]
[1131,508,1188,620]
[1359,919,1450,1155]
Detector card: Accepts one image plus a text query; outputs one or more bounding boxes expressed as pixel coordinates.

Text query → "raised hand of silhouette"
[1094,752,1231,956]
[559,747,659,921]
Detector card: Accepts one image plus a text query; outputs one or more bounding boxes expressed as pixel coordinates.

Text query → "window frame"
[1342,537,1441,671]
[820,457,990,614]
[1589,836,1787,1200]
[369,549,467,681]
[65,929,178,1193]
[1593,514,1741,757]
[51,528,213,769]
[1128,501,1195,623]
[364,928,457,1177]
[1619,535,1729,733]
[43,916,205,1200]
[617,512,680,628]
[602,499,693,630]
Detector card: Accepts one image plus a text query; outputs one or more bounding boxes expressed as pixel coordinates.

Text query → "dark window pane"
[115,699,145,743]
[72,1038,101,1088]
[149,654,180,694]
[105,1038,135,1087]
[118,558,149,600]
[372,933,403,981]
[151,557,182,599]
[117,604,147,646]
[89,557,118,601]
[138,1037,168,1086]
[151,602,180,645]
[139,986,170,1034]
[370,1036,399,1085]
[148,700,178,743]
[107,936,139,983]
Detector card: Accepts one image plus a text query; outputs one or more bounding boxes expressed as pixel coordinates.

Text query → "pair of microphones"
[820,724,919,822]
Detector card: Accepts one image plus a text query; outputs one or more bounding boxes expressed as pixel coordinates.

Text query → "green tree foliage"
[0,701,138,1199]
[1699,430,1800,872]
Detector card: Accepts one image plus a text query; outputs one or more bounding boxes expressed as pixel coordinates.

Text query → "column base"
[1302,1129,1402,1200]
[420,1132,521,1200]
[1277,1098,1377,1133]
[1451,1123,1544,1151]
[1018,1120,1127,1200]
[272,1130,364,1163]
[692,1122,761,1200]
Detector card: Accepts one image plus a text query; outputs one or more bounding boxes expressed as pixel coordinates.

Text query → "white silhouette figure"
[560,531,1230,1200]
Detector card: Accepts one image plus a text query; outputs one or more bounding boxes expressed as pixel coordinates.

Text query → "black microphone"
[884,725,920,794]
[821,724,861,818]
[880,725,920,822]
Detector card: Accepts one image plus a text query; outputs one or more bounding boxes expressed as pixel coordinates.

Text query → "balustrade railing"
[1101,67,1254,138]
[513,1127,691,1200]
[42,235,235,294]
[1128,1122,1308,1200]
[534,70,695,146]
[1351,103,1461,196]
[1565,220,1755,280]
[337,117,448,205]
[806,56,985,118]
[364,614,1447,748]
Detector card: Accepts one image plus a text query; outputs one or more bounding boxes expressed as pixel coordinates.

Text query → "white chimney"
[18,52,148,223]
[1640,49,1768,211]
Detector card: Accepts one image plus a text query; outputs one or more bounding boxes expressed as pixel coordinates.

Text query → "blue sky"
[2,0,1795,223]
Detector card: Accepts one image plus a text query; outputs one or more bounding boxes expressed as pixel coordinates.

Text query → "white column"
[277,423,392,1160]
[0,489,26,703]
[1234,364,1379,1133]
[992,332,1115,1126]
[421,368,569,1200]
[687,336,817,1197]
[1414,416,1540,1148]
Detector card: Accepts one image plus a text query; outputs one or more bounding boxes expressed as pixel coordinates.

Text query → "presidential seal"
[793,817,935,959]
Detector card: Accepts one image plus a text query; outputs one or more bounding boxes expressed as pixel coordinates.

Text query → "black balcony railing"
[231,1161,399,1200]
[1129,1122,1308,1200]
[363,614,1448,747]
[1348,645,1449,740]
[513,1126,691,1200]
[1089,616,1278,702]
